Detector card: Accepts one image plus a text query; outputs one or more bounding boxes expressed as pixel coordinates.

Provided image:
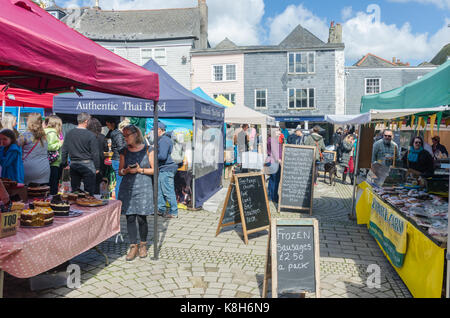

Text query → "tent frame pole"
[153,101,159,260]
[192,117,196,209]
[350,124,362,220]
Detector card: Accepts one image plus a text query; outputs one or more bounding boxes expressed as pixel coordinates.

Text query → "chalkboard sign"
[216,181,241,236]
[217,173,271,244]
[265,219,320,298]
[278,145,316,215]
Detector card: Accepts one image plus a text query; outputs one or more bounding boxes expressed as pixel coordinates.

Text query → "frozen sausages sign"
[263,218,320,298]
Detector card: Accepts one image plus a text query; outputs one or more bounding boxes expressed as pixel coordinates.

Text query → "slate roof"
[61,7,201,42]
[430,43,450,65]
[192,24,343,55]
[278,24,326,49]
[353,53,396,67]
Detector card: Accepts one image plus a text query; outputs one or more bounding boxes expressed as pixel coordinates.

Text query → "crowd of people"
[0,112,179,262]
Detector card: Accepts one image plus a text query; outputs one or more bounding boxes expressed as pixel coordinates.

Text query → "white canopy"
[369,106,449,121]
[325,113,371,125]
[224,104,276,126]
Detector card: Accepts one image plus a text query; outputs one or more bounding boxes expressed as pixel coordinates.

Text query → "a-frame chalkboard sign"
[278,144,316,215]
[263,218,320,298]
[216,173,271,245]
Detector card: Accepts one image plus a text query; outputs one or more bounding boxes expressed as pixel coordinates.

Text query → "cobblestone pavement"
[3,177,412,298]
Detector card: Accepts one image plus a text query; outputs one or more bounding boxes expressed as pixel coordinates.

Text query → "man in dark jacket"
[333,127,343,162]
[60,112,100,195]
[287,125,304,145]
[105,117,125,198]
[156,122,179,218]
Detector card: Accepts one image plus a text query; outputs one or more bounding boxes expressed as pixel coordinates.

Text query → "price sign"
[1,211,19,238]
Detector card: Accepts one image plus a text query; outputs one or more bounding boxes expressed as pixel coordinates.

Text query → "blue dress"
[118,145,154,216]
[0,144,24,183]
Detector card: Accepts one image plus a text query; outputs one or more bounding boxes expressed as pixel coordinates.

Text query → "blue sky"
[54,0,449,66]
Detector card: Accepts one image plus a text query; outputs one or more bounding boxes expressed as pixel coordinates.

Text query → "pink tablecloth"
[0,200,122,278]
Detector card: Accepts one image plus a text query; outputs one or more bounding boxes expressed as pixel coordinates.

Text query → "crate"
[0,211,19,238]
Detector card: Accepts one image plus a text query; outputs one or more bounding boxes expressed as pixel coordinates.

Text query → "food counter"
[356,181,447,298]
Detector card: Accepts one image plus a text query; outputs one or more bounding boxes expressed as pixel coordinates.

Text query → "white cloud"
[267,4,329,44]
[341,6,353,21]
[342,9,450,64]
[388,0,450,10]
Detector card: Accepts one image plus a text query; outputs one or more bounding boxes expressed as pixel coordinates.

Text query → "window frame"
[140,47,167,66]
[287,88,316,109]
[287,51,316,75]
[364,78,381,95]
[254,89,268,109]
[211,64,237,82]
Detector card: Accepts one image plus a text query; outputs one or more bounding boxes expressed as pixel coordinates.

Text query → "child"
[0,129,24,184]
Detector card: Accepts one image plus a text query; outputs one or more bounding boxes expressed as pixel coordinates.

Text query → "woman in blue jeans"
[105,118,125,198]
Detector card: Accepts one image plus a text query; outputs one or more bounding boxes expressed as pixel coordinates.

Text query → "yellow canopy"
[215,95,234,107]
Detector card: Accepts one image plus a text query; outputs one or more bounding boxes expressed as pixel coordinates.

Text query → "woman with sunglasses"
[402,136,434,177]
[118,125,155,261]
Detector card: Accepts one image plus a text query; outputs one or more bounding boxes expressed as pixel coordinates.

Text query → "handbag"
[48,150,59,164]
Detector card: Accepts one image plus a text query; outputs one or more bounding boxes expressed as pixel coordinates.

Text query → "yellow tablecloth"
[356,182,446,298]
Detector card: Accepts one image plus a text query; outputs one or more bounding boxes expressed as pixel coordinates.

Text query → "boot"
[342,172,347,184]
[349,173,354,185]
[126,244,138,261]
[138,242,148,258]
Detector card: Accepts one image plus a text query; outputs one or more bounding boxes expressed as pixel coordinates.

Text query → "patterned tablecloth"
[0,200,122,278]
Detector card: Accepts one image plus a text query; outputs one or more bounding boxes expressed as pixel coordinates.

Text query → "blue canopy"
[53,60,224,122]
[191,87,225,108]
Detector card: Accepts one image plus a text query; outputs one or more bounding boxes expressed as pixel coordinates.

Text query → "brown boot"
[126,244,138,261]
[138,242,148,258]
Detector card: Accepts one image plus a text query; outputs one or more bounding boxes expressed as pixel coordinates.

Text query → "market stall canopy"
[0,85,54,108]
[53,59,224,121]
[369,107,450,121]
[361,60,450,113]
[191,87,225,108]
[325,113,371,125]
[225,104,276,126]
[215,95,234,108]
[0,0,159,100]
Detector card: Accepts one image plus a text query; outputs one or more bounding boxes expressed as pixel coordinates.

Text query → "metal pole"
[153,101,159,260]
[350,124,362,220]
[2,97,5,118]
[0,269,4,298]
[192,117,196,209]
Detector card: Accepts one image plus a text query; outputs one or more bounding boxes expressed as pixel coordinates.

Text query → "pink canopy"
[1,85,54,108]
[0,0,159,101]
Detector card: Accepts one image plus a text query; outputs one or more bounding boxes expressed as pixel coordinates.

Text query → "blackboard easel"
[216,173,271,245]
[263,218,320,298]
[278,145,316,215]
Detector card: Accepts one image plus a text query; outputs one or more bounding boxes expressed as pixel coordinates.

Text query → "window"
[140,48,167,66]
[213,93,236,105]
[365,78,380,95]
[288,52,315,74]
[255,89,267,108]
[288,88,315,109]
[212,64,236,82]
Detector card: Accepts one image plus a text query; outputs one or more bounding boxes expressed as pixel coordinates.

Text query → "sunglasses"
[414,141,422,144]
[383,135,392,138]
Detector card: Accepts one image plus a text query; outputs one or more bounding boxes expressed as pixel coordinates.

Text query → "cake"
[27,183,50,198]
[67,193,78,202]
[50,195,71,216]
[33,198,51,207]
[10,201,25,211]
[20,208,54,227]
[76,196,104,206]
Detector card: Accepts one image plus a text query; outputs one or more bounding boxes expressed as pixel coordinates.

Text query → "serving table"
[0,200,122,297]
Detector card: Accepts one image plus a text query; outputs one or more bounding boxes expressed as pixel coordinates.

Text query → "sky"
[54,0,450,66]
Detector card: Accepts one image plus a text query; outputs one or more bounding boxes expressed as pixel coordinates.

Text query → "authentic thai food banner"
[369,196,408,268]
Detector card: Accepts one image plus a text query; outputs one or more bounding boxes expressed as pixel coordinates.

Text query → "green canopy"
[361,60,450,113]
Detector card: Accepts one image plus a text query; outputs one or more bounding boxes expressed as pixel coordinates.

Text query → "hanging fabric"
[429,114,436,137]
[436,112,443,133]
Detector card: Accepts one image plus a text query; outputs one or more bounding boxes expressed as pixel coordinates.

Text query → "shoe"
[163,214,178,219]
[138,242,148,258]
[126,244,138,261]
[342,172,347,184]
[157,211,164,216]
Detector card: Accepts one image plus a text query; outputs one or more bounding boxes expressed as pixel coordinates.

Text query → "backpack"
[171,130,186,165]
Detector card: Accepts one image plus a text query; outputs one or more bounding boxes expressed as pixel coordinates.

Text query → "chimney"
[93,0,101,10]
[198,0,208,49]
[328,21,342,43]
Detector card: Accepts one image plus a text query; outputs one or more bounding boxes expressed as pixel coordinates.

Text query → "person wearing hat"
[287,125,304,145]
[304,125,326,185]
[431,136,448,160]
[156,121,179,218]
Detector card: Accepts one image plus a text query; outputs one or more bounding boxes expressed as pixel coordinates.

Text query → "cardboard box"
[0,211,19,238]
